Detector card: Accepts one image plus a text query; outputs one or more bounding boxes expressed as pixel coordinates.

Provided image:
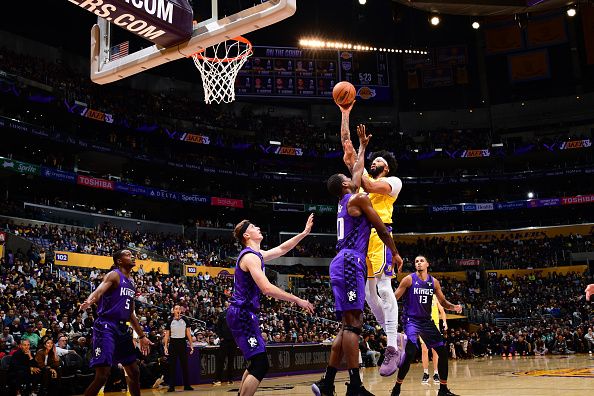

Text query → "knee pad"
[247,353,269,382]
[343,325,362,336]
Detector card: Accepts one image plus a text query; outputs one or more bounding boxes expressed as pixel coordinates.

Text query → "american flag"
[109,41,129,61]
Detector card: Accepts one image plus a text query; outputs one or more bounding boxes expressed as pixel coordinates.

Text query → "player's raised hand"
[585,283,594,301]
[393,253,404,274]
[302,213,314,235]
[356,124,372,148]
[452,304,463,314]
[297,298,315,314]
[139,336,154,356]
[342,139,356,169]
[339,100,356,113]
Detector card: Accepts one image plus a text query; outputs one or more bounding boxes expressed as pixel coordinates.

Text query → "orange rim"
[191,36,253,63]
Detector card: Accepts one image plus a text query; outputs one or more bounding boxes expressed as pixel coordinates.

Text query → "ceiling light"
[359,0,367,5]
[430,15,440,26]
[567,7,576,17]
[527,192,534,199]
[472,21,480,29]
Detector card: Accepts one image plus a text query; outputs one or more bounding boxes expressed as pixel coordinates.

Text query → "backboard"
[88,0,297,84]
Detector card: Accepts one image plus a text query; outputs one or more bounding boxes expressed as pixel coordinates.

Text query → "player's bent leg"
[241,353,269,396]
[365,275,385,328]
[342,310,375,396]
[391,341,418,396]
[123,362,141,396]
[378,275,402,376]
[84,366,111,396]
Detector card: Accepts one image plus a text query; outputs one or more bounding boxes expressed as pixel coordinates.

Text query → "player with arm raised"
[313,125,403,396]
[228,215,315,396]
[391,255,462,396]
[79,249,154,396]
[340,103,405,377]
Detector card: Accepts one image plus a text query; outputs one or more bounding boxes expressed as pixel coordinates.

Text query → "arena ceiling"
[392,0,576,16]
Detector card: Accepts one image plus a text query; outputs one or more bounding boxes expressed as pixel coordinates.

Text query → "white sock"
[424,369,429,374]
[434,370,439,375]
[378,276,399,348]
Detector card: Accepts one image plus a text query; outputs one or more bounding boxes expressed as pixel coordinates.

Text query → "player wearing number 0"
[79,249,154,396]
[313,125,403,396]
[391,256,462,396]
[340,102,405,377]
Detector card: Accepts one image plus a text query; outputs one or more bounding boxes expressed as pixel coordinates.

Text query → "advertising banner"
[394,223,594,244]
[457,259,481,267]
[77,175,115,190]
[430,205,461,213]
[211,197,244,208]
[41,167,77,183]
[559,139,591,150]
[54,251,169,274]
[462,203,494,212]
[184,265,235,277]
[1,158,40,175]
[460,149,490,158]
[561,194,594,205]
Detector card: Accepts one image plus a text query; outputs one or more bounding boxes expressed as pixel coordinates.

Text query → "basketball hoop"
[191,36,253,104]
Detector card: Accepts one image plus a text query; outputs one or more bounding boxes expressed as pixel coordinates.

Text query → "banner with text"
[54,251,169,274]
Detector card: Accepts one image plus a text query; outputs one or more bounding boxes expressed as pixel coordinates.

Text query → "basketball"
[332,81,356,107]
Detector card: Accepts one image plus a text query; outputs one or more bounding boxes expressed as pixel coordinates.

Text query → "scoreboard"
[235,47,391,101]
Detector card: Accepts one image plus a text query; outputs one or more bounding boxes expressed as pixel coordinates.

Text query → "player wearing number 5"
[79,250,154,396]
[314,125,403,396]
[391,256,462,396]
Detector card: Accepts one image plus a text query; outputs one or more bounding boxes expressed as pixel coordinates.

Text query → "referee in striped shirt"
[163,305,194,392]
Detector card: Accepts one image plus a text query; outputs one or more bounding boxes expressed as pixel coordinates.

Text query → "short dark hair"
[233,220,250,247]
[372,150,398,176]
[327,174,345,198]
[112,249,127,266]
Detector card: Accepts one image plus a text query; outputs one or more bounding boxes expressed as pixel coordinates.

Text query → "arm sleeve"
[382,177,402,198]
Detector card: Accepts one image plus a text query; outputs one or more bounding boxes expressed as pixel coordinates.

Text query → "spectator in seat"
[585,328,594,354]
[35,338,61,395]
[1,326,17,355]
[8,339,41,395]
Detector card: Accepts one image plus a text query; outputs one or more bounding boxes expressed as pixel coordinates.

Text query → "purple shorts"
[404,317,444,349]
[226,305,266,360]
[330,250,367,320]
[90,318,137,367]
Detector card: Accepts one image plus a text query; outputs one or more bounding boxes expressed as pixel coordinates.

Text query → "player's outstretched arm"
[352,193,403,272]
[129,301,154,355]
[351,124,371,191]
[586,283,594,301]
[340,101,356,170]
[434,279,463,313]
[243,254,314,314]
[395,275,412,300]
[261,214,314,262]
[79,270,118,311]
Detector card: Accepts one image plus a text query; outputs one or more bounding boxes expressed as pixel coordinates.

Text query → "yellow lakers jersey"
[431,297,439,325]
[360,175,396,224]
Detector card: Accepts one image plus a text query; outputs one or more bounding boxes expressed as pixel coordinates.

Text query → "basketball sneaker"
[345,382,375,396]
[437,388,459,396]
[421,373,430,384]
[379,346,399,376]
[433,373,440,384]
[311,377,335,396]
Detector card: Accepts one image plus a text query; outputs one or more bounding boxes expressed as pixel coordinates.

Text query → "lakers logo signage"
[66,0,193,47]
[514,367,594,378]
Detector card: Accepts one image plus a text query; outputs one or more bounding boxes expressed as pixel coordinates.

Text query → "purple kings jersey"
[404,272,435,320]
[230,248,264,311]
[97,269,135,322]
[336,193,371,256]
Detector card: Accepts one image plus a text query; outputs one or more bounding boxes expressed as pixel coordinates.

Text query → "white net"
[191,37,252,104]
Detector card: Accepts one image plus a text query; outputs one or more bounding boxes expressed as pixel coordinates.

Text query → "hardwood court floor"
[105,354,594,396]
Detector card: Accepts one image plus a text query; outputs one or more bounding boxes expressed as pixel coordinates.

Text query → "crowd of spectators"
[0,222,593,393]
[2,47,592,167]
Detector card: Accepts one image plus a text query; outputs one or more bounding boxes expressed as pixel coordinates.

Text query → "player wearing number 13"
[391,256,462,396]
[313,126,402,396]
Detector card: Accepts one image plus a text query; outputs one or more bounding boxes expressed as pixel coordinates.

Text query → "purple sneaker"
[379,346,399,376]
